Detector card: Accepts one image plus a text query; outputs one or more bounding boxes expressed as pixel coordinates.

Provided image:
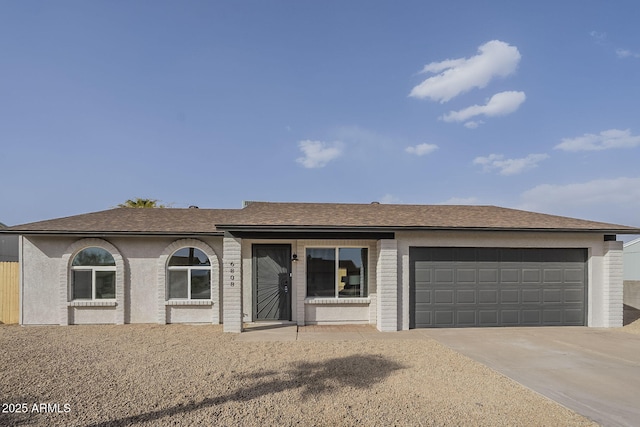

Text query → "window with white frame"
[306,247,368,298]
[167,247,212,300]
[71,247,116,300]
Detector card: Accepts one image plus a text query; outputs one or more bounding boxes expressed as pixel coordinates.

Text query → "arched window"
[71,247,116,300]
[167,248,212,300]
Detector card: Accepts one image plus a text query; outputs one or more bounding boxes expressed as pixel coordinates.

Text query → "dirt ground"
[0,324,601,427]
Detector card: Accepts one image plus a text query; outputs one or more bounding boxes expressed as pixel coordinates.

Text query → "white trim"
[68,300,116,307]
[165,300,213,306]
[304,297,371,305]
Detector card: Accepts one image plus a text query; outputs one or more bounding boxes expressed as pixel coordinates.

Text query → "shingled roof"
[216,202,640,233]
[3,208,236,235]
[3,202,640,235]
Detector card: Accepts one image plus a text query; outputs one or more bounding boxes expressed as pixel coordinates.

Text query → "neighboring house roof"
[624,237,640,248]
[3,202,640,235]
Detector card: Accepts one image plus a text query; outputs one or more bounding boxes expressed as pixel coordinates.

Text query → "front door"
[253,244,291,321]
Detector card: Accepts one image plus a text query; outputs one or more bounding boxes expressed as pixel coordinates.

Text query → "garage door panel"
[414,268,431,283]
[501,310,520,324]
[501,269,520,283]
[522,289,541,303]
[434,311,454,326]
[565,289,583,303]
[434,290,454,304]
[479,311,498,325]
[415,289,431,304]
[457,311,476,325]
[543,289,563,303]
[522,310,542,324]
[543,309,563,324]
[435,269,454,283]
[543,269,563,283]
[479,290,498,304]
[410,247,586,328]
[500,289,519,303]
[456,290,476,304]
[564,269,584,282]
[457,269,476,283]
[522,269,541,283]
[479,269,498,284]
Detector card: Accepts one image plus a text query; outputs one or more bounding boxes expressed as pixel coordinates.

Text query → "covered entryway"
[253,244,292,321]
[410,247,587,328]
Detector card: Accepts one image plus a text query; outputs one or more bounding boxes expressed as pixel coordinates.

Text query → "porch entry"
[252,244,292,321]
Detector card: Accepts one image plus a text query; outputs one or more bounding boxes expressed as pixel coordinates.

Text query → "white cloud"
[296,140,343,168]
[518,177,640,219]
[590,31,607,44]
[554,129,640,152]
[441,91,526,123]
[405,143,438,156]
[473,153,549,175]
[616,48,640,58]
[409,40,521,103]
[464,120,484,129]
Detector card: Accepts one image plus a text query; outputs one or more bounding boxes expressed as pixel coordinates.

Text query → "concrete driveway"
[419,327,640,427]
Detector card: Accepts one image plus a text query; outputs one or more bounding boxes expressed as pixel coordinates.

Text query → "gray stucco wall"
[22,235,224,325]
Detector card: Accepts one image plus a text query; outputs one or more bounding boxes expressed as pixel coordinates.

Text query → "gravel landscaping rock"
[1,324,595,426]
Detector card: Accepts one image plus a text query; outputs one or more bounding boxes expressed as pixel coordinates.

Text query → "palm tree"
[118,198,167,208]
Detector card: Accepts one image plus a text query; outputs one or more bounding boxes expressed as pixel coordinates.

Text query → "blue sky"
[1,1,640,231]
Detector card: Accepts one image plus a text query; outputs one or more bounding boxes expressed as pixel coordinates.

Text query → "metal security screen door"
[253,245,292,321]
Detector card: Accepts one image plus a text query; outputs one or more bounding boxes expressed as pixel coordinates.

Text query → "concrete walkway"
[419,327,640,427]
[234,323,392,341]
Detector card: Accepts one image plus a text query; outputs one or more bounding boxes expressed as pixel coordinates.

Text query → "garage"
[410,247,587,328]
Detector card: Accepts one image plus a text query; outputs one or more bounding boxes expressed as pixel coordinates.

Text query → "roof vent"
[188,205,199,209]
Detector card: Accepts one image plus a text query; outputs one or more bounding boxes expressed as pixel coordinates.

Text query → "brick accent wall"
[376,239,398,331]
[603,240,624,327]
[223,235,242,332]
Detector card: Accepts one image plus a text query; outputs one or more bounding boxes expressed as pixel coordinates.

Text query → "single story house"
[3,201,640,332]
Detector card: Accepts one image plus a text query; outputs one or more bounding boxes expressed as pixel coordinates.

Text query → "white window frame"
[70,265,116,301]
[305,246,369,298]
[167,249,212,301]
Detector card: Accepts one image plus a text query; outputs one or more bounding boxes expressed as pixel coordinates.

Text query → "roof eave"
[215,225,640,234]
[3,230,225,237]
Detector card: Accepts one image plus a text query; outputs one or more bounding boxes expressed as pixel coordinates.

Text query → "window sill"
[166,300,213,306]
[304,297,371,305]
[68,300,117,307]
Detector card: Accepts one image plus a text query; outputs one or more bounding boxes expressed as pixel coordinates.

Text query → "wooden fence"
[0,262,19,324]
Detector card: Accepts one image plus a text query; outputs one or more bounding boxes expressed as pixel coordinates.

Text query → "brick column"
[223,234,243,333]
[603,240,623,327]
[377,239,398,332]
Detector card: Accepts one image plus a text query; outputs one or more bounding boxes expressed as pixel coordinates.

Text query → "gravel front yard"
[0,324,599,426]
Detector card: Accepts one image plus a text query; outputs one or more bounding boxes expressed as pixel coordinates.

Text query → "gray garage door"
[410,247,587,328]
